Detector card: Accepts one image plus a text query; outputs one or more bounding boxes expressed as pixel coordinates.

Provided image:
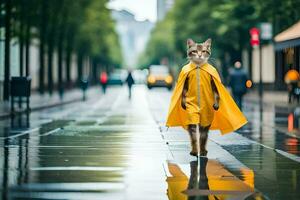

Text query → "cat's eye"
[202,50,210,55]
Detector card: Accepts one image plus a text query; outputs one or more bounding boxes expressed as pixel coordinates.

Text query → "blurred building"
[0,28,7,100]
[157,0,174,21]
[111,10,154,67]
[248,21,300,90]
[250,44,275,89]
[274,21,300,90]
[0,35,87,101]
[0,28,24,99]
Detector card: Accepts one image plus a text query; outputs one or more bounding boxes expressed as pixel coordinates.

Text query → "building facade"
[0,31,86,101]
[157,0,174,21]
[248,21,300,90]
[111,9,154,67]
[274,21,300,90]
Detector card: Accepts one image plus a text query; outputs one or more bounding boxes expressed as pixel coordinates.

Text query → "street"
[1,85,300,199]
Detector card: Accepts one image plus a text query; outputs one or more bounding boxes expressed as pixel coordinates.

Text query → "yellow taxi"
[147,65,173,90]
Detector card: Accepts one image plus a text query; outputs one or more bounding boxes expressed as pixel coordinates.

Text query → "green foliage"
[140,0,299,71]
[76,0,122,66]
[6,0,122,68]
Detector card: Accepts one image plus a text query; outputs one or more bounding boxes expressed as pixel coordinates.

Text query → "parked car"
[107,70,127,85]
[147,65,173,90]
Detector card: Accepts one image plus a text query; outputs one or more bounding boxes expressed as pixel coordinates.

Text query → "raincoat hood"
[166,62,247,134]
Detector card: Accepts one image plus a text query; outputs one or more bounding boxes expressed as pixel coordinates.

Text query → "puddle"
[101,116,126,125]
[220,144,300,199]
[165,158,265,200]
[52,126,126,136]
[75,120,97,126]
[11,182,125,192]
[39,120,73,135]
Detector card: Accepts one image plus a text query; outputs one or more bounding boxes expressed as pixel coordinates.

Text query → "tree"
[3,0,12,100]
[2,0,123,97]
[141,0,300,77]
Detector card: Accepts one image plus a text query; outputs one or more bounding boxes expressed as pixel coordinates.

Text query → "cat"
[187,38,211,65]
[182,38,219,157]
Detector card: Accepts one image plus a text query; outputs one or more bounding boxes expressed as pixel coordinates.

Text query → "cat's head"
[187,38,211,65]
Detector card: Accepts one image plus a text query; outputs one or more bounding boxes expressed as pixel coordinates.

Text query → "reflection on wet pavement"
[0,87,170,199]
[148,88,300,199]
[240,102,300,157]
[209,130,300,199]
[219,143,300,199]
[162,128,266,200]
[1,86,300,199]
[166,158,258,200]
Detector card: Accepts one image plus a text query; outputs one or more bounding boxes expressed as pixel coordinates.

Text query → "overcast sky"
[107,0,157,22]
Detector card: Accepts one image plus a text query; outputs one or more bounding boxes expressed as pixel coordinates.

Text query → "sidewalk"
[147,87,300,199]
[243,89,300,150]
[4,86,171,200]
[244,90,300,110]
[0,86,102,119]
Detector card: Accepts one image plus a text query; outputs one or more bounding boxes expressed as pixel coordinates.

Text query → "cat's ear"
[187,38,195,47]
[204,38,212,46]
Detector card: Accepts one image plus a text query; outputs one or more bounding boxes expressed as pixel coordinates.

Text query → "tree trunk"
[4,0,12,101]
[19,0,24,76]
[58,31,64,95]
[24,0,30,76]
[92,59,98,84]
[65,50,71,88]
[38,38,45,94]
[65,32,73,87]
[25,23,30,76]
[47,38,54,95]
[39,0,47,94]
[77,51,83,84]
[57,0,67,94]
[46,1,60,95]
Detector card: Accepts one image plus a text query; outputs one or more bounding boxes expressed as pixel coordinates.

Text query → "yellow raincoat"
[166,62,247,134]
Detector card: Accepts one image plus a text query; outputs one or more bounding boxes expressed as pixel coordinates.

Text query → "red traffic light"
[249,27,260,47]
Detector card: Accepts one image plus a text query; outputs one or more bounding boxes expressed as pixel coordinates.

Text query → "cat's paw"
[213,103,219,111]
[190,151,198,157]
[181,102,186,110]
[200,150,208,157]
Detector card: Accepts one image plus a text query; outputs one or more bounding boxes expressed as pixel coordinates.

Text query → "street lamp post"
[249,27,262,98]
[249,24,273,139]
[259,44,263,99]
[4,0,12,101]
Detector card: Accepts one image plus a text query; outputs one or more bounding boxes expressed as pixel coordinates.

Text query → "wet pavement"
[0,87,100,119]
[0,86,300,199]
[149,88,300,199]
[239,101,300,159]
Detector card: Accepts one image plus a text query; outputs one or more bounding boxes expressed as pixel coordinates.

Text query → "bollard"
[10,76,31,115]
[80,79,89,101]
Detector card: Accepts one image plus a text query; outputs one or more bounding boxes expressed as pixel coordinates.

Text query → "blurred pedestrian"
[284,69,300,103]
[228,61,248,110]
[100,71,108,94]
[126,70,135,99]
